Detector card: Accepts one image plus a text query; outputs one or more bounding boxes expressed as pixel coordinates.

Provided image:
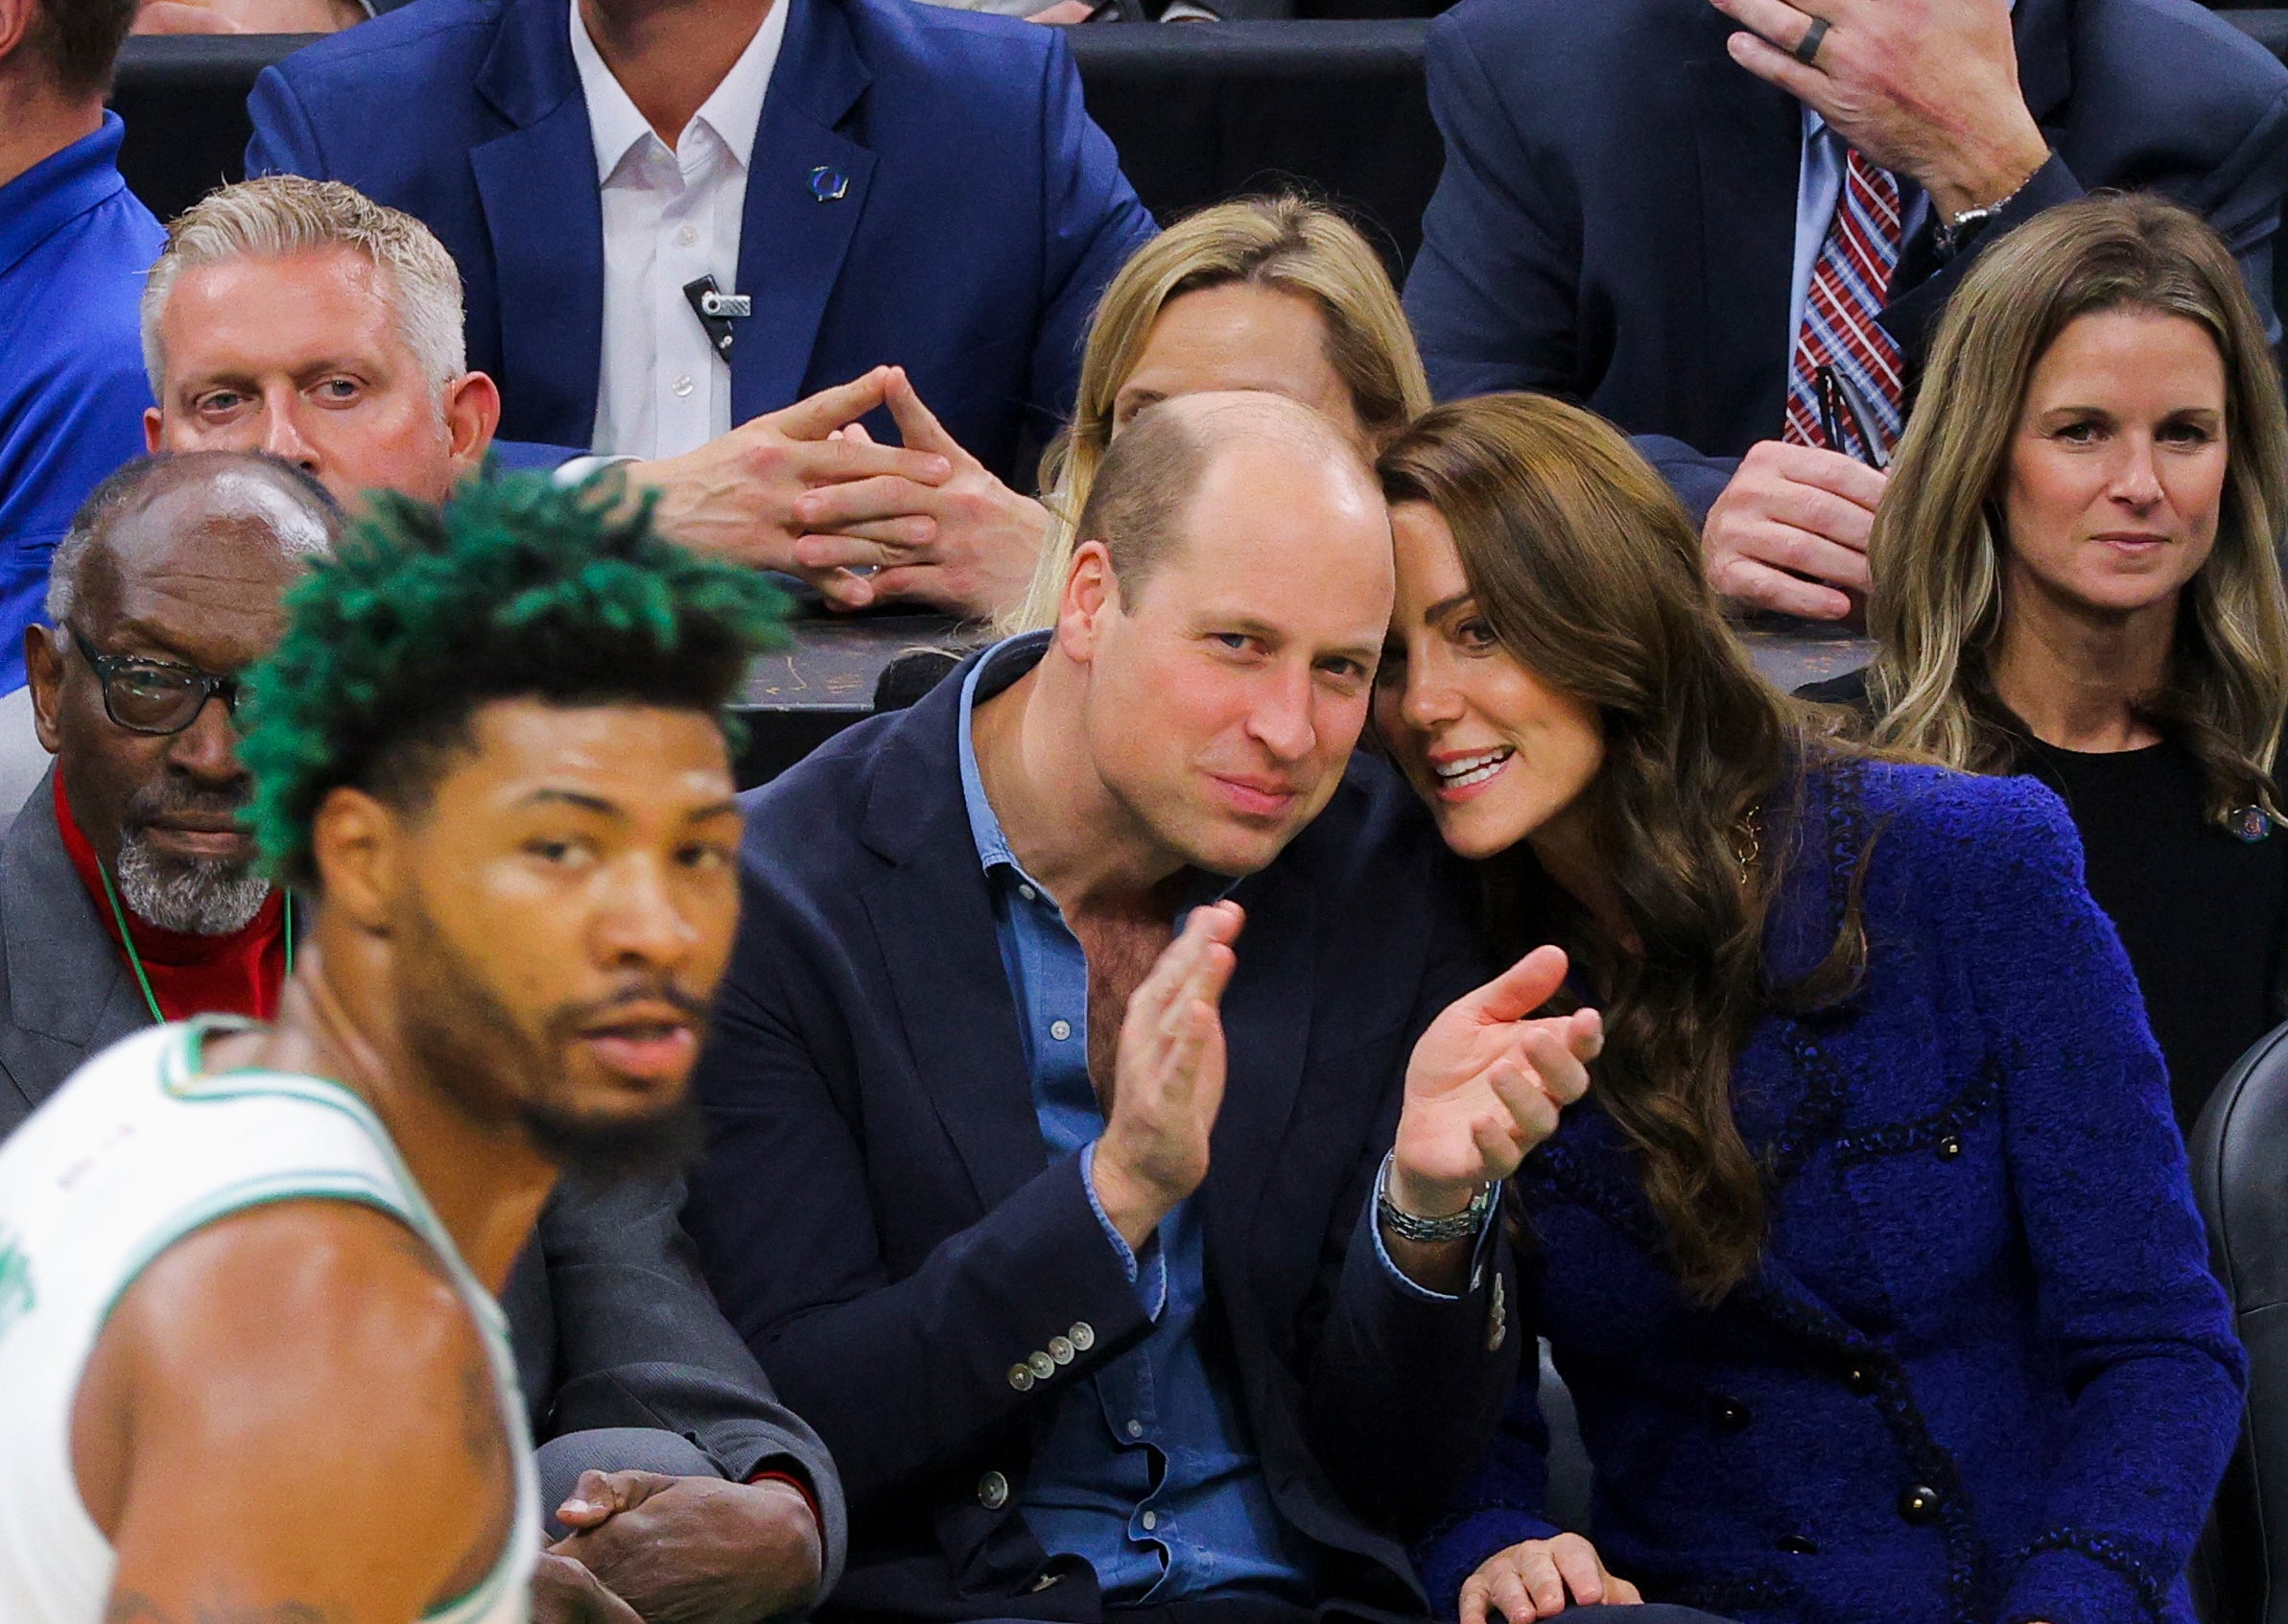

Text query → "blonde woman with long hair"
[1005,194,1430,630]
[1812,193,2288,1125]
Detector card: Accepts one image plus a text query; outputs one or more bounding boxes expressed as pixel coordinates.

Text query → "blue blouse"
[1417,758,2245,1624]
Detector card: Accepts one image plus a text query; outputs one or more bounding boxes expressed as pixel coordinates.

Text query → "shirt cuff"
[1079,1142,1168,1320]
[554,453,638,487]
[1370,1173,1501,1304]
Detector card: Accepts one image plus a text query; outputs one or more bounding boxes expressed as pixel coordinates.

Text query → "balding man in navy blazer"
[245,0,1155,620]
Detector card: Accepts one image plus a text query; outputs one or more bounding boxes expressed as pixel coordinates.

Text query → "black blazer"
[0,766,846,1591]
[1403,0,2288,517]
[686,649,1519,1622]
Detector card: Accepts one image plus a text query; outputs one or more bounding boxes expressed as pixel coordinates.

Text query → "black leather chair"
[2189,1019,2288,1623]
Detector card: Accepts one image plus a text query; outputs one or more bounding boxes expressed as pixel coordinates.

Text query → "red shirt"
[55,773,288,1024]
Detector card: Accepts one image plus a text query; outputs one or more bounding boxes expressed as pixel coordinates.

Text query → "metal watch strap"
[1933,163,2041,261]
[1374,1150,1494,1244]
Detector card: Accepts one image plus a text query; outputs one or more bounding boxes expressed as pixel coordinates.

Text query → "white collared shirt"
[569,0,789,459]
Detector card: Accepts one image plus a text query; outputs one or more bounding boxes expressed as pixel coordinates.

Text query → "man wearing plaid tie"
[1405,0,2288,620]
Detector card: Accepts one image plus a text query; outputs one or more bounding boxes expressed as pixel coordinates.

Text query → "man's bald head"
[30,452,342,935]
[1076,390,1379,602]
[48,452,339,627]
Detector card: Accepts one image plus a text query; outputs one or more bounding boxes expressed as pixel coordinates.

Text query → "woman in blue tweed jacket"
[1369,392,2245,1624]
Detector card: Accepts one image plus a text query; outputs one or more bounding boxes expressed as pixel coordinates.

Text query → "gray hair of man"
[45,452,341,934]
[140,176,469,405]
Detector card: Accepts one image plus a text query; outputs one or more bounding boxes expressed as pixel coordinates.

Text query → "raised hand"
[1709,0,2050,221]
[624,367,953,594]
[790,367,1051,619]
[1461,1535,1642,1623]
[1391,945,1601,1223]
[1090,901,1246,1251]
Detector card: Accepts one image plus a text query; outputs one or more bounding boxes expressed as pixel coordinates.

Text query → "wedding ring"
[1793,14,1830,64]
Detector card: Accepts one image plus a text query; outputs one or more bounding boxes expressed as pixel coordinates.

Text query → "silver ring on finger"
[1793,13,1830,64]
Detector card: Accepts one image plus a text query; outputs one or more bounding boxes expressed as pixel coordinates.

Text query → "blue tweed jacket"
[1417,758,2246,1624]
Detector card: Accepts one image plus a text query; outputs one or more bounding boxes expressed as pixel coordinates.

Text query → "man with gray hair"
[145,175,1007,612]
[1,446,848,1624]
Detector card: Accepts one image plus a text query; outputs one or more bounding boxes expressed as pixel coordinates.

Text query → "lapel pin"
[809,166,850,203]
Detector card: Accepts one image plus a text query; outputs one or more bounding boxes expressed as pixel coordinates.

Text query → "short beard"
[395,904,709,1184]
[114,827,271,935]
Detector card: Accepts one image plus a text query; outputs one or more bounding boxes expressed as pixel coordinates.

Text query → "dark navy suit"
[244,0,1155,475]
[685,651,1522,1623]
[1403,0,2288,517]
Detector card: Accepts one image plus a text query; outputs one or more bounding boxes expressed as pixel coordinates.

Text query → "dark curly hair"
[238,471,785,892]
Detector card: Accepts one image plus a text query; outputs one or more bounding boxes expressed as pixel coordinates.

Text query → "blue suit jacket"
[245,0,1155,475]
[685,653,1520,1622]
[1418,761,2245,1624]
[1403,0,2288,518]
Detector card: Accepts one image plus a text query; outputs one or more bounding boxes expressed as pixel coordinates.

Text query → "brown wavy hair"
[1379,394,1871,1303]
[1866,193,2288,824]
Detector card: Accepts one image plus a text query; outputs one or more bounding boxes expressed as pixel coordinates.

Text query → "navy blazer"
[244,0,1155,475]
[1418,761,2245,1624]
[1403,0,2288,517]
[685,653,1520,1622]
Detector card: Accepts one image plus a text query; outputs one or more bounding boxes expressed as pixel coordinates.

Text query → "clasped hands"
[532,1467,821,1624]
[1088,904,1602,1283]
[624,365,1050,619]
[1699,0,2050,621]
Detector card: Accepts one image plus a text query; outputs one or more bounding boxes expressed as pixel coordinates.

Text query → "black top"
[1800,669,2288,1130]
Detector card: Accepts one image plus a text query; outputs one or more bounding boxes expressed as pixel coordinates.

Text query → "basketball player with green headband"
[0,460,783,1624]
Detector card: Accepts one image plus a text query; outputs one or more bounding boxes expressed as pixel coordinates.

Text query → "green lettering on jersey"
[0,1232,32,1345]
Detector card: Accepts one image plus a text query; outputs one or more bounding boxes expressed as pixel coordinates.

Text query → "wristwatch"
[1374,1151,1496,1245]
[1932,162,2044,262]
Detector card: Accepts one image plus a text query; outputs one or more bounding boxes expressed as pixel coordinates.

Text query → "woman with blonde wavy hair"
[1005,193,1430,629]
[1816,192,2288,1125]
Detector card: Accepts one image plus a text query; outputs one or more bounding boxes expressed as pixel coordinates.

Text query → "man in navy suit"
[245,0,1156,620]
[1404,0,2288,621]
[685,392,1625,1624]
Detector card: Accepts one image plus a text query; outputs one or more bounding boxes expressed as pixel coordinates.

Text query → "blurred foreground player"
[0,471,783,1624]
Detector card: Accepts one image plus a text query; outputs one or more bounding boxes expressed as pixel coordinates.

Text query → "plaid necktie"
[1782,149,1906,458]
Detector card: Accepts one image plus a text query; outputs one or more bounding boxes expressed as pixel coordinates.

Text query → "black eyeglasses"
[67,626,244,737]
[1815,364,1892,471]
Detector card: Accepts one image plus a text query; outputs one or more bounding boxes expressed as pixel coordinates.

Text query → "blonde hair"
[143,177,469,403]
[1008,195,1430,631]
[1866,193,2288,824]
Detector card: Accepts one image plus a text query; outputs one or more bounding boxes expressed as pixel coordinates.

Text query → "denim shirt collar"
[955,631,1055,878]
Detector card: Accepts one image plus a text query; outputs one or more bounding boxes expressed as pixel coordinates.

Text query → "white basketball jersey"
[0,1019,537,1624]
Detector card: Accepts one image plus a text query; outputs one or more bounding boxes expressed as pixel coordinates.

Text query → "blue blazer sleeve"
[1403,12,1579,409]
[246,62,322,182]
[1026,28,1156,447]
[1954,781,2247,1623]
[1411,1347,1563,1612]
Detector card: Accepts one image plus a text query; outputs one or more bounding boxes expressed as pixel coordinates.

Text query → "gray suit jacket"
[0,766,847,1592]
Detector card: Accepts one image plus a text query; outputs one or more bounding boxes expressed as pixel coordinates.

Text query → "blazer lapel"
[731,0,876,423]
[1687,56,1804,446]
[1202,860,1316,1296]
[856,699,1046,1215]
[472,0,606,445]
[0,768,147,1116]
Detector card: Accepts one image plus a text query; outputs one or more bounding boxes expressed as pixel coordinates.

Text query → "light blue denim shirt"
[955,633,1319,1602]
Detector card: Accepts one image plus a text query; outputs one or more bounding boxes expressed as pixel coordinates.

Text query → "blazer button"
[978,1471,1010,1511]
[1048,1335,1075,1365]
[1027,1352,1057,1380]
[1937,1134,1964,1160]
[1713,1399,1752,1431]
[1007,1364,1036,1393]
[1898,1484,1943,1525]
[1776,1536,1820,1556]
[1069,1322,1097,1352]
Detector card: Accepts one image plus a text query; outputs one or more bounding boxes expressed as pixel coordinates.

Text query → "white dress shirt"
[569,0,790,459]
